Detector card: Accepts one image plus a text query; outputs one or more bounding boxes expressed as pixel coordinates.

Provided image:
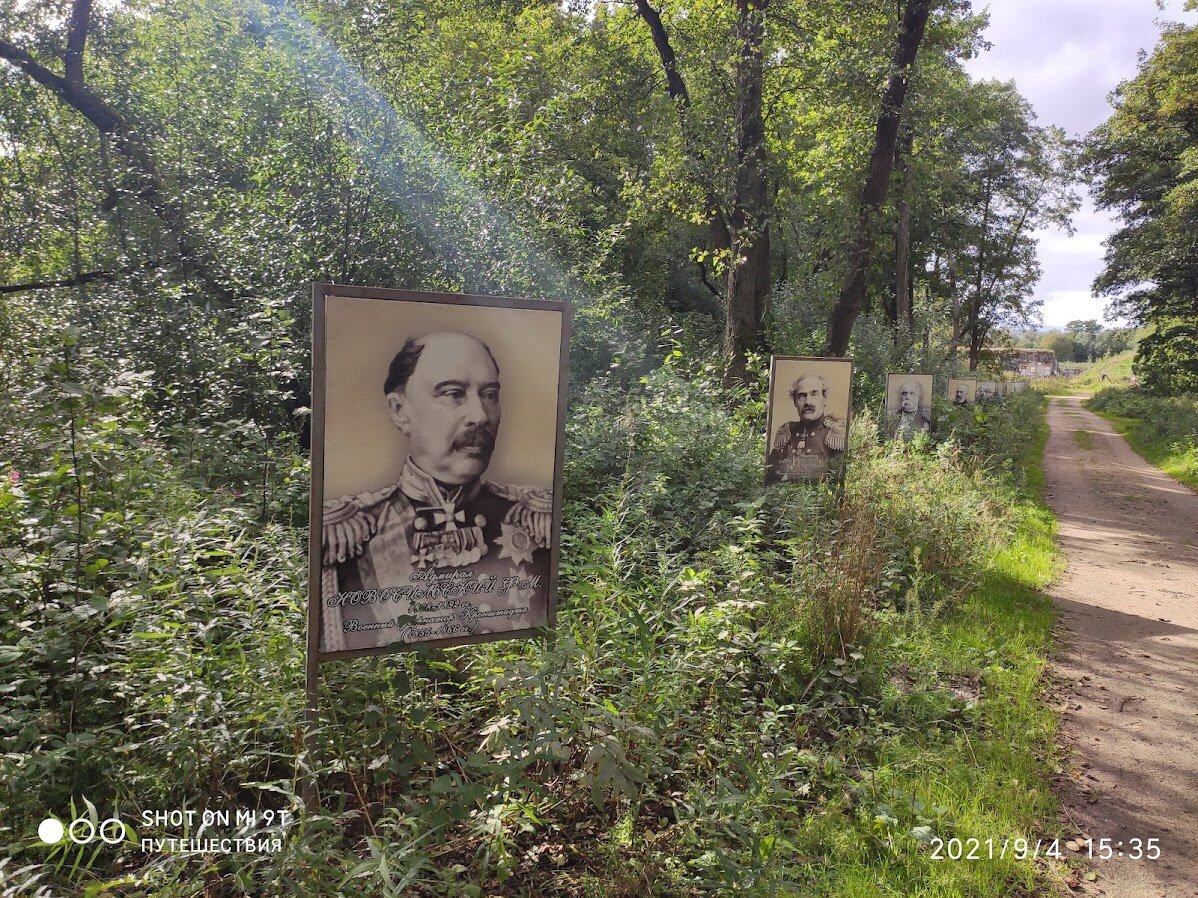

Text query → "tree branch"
[632,0,690,105]
[0,260,161,295]
[632,1,731,252]
[0,36,240,301]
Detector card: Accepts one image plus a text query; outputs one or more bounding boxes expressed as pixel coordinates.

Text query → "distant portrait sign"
[885,373,934,442]
[765,356,853,484]
[947,378,976,407]
[308,285,569,659]
[976,381,998,402]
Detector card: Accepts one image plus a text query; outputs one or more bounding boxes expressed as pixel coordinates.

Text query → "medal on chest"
[409,512,487,569]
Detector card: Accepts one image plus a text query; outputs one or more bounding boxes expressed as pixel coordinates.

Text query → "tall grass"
[1,344,1061,897]
[1087,387,1198,489]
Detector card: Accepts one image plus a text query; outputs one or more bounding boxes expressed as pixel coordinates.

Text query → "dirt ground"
[1044,396,1198,897]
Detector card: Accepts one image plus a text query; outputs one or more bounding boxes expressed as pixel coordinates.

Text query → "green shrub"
[1,336,1052,897]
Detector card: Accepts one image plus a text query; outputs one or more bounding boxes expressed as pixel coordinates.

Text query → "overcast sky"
[964,0,1198,328]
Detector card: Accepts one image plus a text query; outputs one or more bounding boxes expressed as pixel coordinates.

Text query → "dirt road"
[1045,396,1198,897]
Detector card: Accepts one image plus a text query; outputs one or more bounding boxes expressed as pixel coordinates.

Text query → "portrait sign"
[946,379,976,407]
[885,373,934,442]
[976,381,998,402]
[765,356,854,485]
[308,284,569,660]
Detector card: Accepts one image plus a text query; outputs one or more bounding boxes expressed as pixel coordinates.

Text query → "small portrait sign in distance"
[947,378,977,407]
[885,373,934,442]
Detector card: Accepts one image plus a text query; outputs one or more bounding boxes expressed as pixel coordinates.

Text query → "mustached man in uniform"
[766,373,847,483]
[320,332,551,653]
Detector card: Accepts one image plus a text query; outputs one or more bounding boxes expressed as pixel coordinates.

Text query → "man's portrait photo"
[309,286,568,658]
[765,357,853,484]
[885,374,933,442]
[976,381,998,402]
[946,378,976,407]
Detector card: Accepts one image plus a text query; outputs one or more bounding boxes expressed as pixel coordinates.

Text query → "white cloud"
[964,1,1197,334]
[1040,290,1107,327]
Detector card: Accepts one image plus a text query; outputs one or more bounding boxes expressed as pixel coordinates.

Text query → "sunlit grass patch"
[1087,389,1198,490]
[782,397,1062,896]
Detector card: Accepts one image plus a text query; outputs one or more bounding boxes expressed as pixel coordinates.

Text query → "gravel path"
[1045,395,1198,898]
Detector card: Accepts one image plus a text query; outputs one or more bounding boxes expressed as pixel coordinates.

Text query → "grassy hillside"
[1033,351,1137,397]
[1070,351,1137,392]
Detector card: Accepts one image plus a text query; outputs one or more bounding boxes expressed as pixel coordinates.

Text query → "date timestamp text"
[929,837,1061,861]
[1082,838,1160,860]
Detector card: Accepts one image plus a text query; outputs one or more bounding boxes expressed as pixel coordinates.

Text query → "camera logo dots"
[38,815,125,845]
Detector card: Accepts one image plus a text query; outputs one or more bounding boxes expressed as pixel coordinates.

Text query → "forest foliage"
[0,0,1147,894]
[1087,2,1198,395]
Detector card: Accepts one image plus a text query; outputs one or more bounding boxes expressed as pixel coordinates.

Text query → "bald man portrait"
[320,331,551,652]
[886,376,932,442]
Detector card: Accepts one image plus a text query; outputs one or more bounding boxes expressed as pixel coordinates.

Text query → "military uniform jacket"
[766,416,846,482]
[320,460,551,653]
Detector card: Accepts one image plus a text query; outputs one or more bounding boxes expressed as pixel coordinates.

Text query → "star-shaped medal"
[495,522,536,566]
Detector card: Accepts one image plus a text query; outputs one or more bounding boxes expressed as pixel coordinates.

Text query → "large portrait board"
[308,284,569,660]
[946,378,976,407]
[976,381,998,403]
[765,356,853,485]
[885,373,934,442]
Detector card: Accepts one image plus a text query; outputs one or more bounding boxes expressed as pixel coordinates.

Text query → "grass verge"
[794,400,1064,896]
[1086,389,1198,491]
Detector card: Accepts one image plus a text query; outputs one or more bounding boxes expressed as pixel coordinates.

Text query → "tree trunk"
[64,0,93,88]
[723,0,770,386]
[965,183,992,371]
[948,254,962,351]
[894,126,914,337]
[895,199,911,331]
[823,0,931,357]
[634,0,768,383]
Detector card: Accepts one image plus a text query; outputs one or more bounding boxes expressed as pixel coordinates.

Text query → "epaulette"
[773,423,793,451]
[321,484,399,566]
[487,481,553,550]
[823,415,847,452]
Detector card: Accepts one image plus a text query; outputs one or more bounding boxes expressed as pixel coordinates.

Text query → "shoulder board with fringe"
[822,416,847,452]
[321,484,399,566]
[486,481,553,550]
